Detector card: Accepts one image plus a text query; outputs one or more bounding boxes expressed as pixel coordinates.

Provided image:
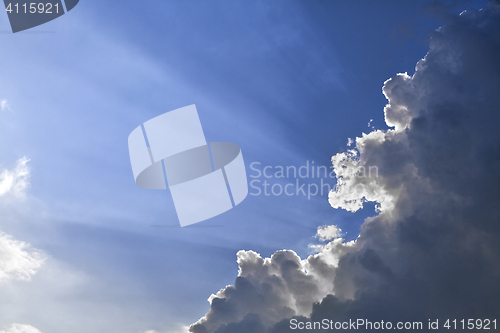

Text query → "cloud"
[0,232,45,283]
[0,324,42,333]
[190,231,355,333]
[315,225,342,242]
[0,114,44,324]
[0,158,30,199]
[190,2,500,332]
[0,99,12,112]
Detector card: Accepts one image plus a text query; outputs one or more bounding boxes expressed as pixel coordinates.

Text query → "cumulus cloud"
[0,324,42,333]
[190,2,500,332]
[0,158,30,199]
[315,225,342,242]
[190,229,355,333]
[0,232,45,283]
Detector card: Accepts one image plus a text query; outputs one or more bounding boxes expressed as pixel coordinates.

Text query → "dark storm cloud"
[190,2,500,332]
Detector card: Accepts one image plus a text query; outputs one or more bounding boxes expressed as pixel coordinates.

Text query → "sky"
[0,1,498,332]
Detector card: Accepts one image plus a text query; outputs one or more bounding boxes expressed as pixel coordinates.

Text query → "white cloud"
[315,224,341,241]
[0,158,30,198]
[0,324,42,333]
[0,232,45,283]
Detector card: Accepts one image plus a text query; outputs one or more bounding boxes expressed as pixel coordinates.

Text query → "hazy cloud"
[142,329,189,333]
[0,232,45,283]
[0,324,42,333]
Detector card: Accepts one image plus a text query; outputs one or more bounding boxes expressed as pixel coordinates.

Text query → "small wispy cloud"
[0,157,30,198]
[0,99,12,112]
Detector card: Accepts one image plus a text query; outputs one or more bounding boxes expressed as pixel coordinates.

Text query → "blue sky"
[0,1,495,332]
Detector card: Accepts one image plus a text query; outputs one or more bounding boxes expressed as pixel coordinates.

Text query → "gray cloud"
[190,2,500,332]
